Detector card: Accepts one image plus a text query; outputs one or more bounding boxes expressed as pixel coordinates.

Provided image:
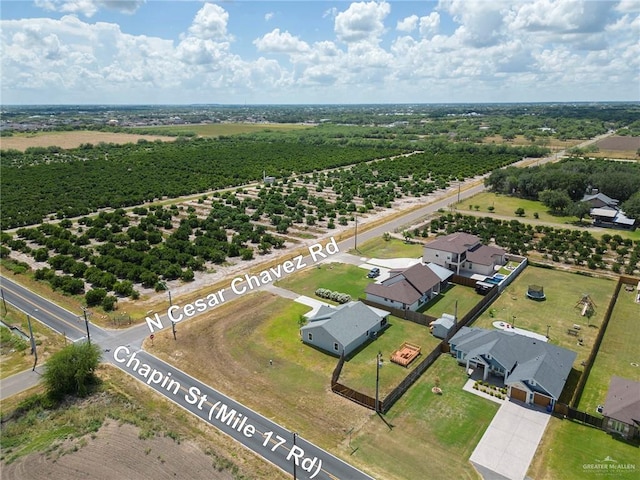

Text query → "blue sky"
[1,1,638,104]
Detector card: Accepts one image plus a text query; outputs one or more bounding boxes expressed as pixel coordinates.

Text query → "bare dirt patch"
[149,291,372,457]
[1,421,233,480]
[1,131,175,151]
[595,135,640,151]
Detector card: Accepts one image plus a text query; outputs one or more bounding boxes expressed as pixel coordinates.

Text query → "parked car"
[367,267,380,278]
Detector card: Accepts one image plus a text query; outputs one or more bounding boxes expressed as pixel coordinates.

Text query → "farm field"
[149,290,490,480]
[592,135,640,160]
[473,266,616,369]
[577,283,640,414]
[0,130,176,151]
[350,354,499,480]
[528,415,639,480]
[482,134,581,150]
[138,122,313,137]
[0,366,285,480]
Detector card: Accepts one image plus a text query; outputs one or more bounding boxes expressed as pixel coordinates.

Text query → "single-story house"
[300,301,389,356]
[364,262,453,311]
[449,326,576,407]
[423,232,506,276]
[581,191,619,209]
[602,376,640,440]
[430,313,456,339]
[589,206,636,230]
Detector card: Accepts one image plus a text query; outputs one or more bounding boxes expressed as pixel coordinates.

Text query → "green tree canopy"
[42,341,102,399]
[621,191,640,220]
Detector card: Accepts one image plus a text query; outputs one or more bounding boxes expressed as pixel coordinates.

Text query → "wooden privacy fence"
[339,279,502,413]
[570,276,626,408]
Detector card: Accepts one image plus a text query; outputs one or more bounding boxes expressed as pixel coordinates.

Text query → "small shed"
[430,313,456,339]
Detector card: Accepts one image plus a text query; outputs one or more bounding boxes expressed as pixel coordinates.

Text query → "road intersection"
[0,173,501,478]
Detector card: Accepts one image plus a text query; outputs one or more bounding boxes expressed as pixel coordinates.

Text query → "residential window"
[307,333,313,341]
[333,342,339,351]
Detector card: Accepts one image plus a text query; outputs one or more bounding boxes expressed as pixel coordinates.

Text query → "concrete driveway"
[470,400,550,480]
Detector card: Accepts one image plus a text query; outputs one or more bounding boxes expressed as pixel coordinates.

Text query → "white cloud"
[334,1,390,43]
[187,3,230,40]
[253,29,310,55]
[323,7,338,19]
[397,15,418,33]
[419,12,440,37]
[265,12,274,22]
[2,0,638,103]
[35,0,145,17]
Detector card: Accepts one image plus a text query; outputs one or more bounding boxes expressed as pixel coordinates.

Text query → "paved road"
[111,346,371,480]
[0,276,373,479]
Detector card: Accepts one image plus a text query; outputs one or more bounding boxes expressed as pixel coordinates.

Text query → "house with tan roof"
[365,262,453,311]
[422,232,506,276]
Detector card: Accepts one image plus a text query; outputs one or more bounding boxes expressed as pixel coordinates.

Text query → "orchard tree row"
[0,135,406,229]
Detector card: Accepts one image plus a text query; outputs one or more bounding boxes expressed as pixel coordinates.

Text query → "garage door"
[510,387,527,402]
[534,392,551,407]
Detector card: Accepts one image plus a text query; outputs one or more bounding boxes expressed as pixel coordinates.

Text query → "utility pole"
[83,307,91,344]
[169,290,176,341]
[457,180,461,205]
[0,288,7,315]
[354,211,358,252]
[375,351,381,413]
[27,314,38,371]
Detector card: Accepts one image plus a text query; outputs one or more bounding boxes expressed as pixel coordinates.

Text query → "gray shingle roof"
[449,327,576,399]
[301,301,388,346]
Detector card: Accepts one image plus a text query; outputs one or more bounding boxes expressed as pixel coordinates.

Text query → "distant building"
[582,190,636,230]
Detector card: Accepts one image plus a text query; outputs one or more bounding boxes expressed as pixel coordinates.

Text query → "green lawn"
[459,192,640,242]
[350,237,423,259]
[529,416,639,480]
[419,284,480,319]
[338,316,441,397]
[578,287,640,413]
[473,267,616,369]
[349,355,498,480]
[274,262,375,300]
[459,192,577,223]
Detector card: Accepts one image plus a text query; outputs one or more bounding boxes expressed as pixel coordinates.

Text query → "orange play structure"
[390,342,421,367]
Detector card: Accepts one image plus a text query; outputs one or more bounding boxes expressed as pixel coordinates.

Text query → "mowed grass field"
[528,415,640,480]
[338,316,441,397]
[473,266,616,369]
[350,237,424,259]
[150,290,495,480]
[458,192,577,224]
[577,284,640,413]
[351,354,498,480]
[275,262,376,300]
[420,284,480,319]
